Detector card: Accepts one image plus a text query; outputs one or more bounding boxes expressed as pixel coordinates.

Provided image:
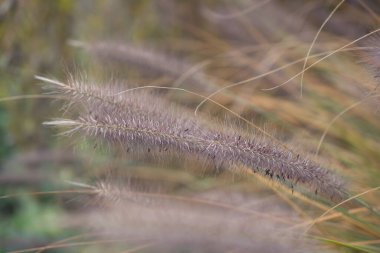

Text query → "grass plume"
[83,180,326,253]
[68,40,215,91]
[39,75,345,200]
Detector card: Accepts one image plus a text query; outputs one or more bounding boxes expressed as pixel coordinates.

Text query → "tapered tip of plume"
[35,75,67,87]
[67,39,87,48]
[43,119,79,127]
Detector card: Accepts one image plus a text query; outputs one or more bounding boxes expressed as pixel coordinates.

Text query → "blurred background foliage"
[0,0,380,252]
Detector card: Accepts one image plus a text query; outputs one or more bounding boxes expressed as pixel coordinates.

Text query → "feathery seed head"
[40,75,345,200]
[84,181,329,253]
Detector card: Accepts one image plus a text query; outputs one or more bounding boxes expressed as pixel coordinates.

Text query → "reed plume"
[39,75,344,199]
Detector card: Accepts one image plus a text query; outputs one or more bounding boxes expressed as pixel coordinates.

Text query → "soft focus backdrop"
[1,0,380,252]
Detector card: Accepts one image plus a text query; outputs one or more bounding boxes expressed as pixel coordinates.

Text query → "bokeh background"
[1,0,380,252]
